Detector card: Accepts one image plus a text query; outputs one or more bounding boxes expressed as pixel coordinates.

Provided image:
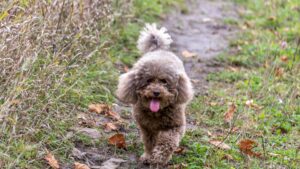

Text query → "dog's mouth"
[149,99,160,112]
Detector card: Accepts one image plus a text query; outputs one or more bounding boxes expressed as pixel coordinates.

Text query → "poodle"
[116,23,193,167]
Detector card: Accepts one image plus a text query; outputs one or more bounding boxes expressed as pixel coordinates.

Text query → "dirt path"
[165,0,239,95]
[71,0,239,168]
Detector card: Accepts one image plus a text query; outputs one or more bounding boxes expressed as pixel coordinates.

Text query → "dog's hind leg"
[149,127,183,166]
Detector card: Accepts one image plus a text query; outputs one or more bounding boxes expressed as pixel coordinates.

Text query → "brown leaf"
[74,162,90,169]
[104,122,118,132]
[245,100,262,110]
[44,151,59,169]
[280,55,288,62]
[275,67,284,77]
[88,103,110,114]
[222,154,234,161]
[209,140,231,150]
[174,146,185,154]
[108,133,126,149]
[181,50,197,58]
[224,103,236,123]
[238,139,261,158]
[10,99,21,105]
[106,111,121,121]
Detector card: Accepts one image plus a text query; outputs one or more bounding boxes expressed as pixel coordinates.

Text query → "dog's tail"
[137,23,173,54]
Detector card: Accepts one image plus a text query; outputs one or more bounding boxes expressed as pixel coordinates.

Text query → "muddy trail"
[70,0,239,168]
[165,0,239,95]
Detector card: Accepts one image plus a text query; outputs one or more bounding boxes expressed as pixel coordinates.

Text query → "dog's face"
[117,61,193,112]
[135,63,179,112]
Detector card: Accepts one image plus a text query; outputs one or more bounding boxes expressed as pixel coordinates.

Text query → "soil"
[71,0,240,168]
[165,0,239,95]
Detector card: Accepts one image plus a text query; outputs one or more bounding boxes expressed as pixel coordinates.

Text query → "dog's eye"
[160,79,167,84]
[147,78,153,83]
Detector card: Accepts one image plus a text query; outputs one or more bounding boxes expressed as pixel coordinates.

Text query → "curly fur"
[116,23,193,167]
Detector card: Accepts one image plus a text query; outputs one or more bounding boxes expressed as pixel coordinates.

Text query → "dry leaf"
[44,151,59,169]
[275,67,284,77]
[104,122,118,132]
[245,100,262,110]
[74,162,90,169]
[224,103,236,123]
[10,99,21,105]
[207,130,213,137]
[174,147,185,154]
[209,140,231,150]
[88,103,110,114]
[280,55,288,62]
[108,133,126,149]
[106,111,121,120]
[238,139,261,158]
[222,154,234,161]
[228,66,239,72]
[181,50,197,58]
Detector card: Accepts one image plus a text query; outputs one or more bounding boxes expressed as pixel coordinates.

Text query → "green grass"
[0,0,183,168]
[171,0,300,168]
[1,0,299,168]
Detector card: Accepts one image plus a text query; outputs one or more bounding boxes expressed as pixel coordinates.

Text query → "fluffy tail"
[137,23,173,54]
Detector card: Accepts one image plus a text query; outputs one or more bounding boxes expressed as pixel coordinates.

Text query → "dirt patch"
[164,0,239,95]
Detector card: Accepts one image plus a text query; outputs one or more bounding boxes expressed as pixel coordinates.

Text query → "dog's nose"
[153,91,160,97]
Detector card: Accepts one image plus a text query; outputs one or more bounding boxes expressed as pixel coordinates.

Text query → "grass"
[171,0,300,168]
[1,0,299,168]
[0,0,184,168]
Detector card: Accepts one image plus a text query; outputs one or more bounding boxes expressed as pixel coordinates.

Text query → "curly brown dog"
[116,23,193,167]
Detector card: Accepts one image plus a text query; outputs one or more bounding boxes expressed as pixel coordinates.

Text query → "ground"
[0,0,299,168]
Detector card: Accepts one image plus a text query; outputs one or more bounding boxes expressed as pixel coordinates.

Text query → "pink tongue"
[150,99,160,112]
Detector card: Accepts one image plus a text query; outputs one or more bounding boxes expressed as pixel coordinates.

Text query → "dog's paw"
[139,153,150,164]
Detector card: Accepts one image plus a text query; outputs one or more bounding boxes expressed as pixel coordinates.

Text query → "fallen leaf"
[10,99,21,105]
[88,103,110,114]
[207,130,213,137]
[106,111,121,121]
[209,140,231,150]
[174,146,185,154]
[280,55,288,62]
[74,162,90,169]
[181,50,197,58]
[224,103,236,123]
[104,122,118,132]
[222,154,234,161]
[238,139,261,158]
[275,67,284,77]
[245,100,262,110]
[108,133,126,149]
[228,66,239,72]
[44,151,59,169]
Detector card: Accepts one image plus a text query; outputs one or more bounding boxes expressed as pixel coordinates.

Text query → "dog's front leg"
[149,128,181,166]
[139,127,158,163]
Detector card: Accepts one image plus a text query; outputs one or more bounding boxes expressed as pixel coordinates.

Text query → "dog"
[116,23,193,166]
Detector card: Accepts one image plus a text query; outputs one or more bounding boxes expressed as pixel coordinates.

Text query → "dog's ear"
[176,73,193,104]
[116,71,138,104]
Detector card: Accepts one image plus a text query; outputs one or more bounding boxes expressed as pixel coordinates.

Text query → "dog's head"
[116,61,193,112]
